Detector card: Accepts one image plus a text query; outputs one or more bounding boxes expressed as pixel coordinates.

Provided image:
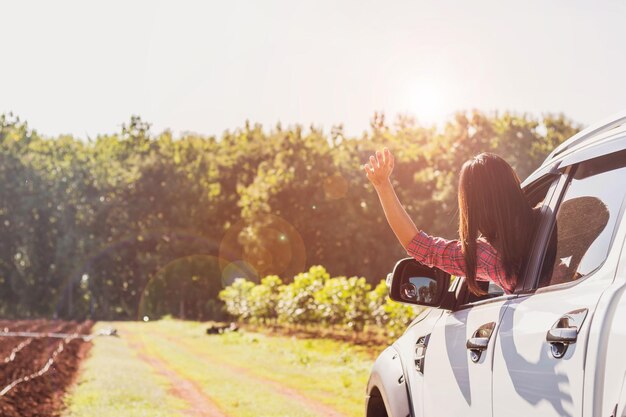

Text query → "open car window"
[454,173,559,307]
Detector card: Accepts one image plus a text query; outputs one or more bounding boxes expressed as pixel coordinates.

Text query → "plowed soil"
[0,320,93,417]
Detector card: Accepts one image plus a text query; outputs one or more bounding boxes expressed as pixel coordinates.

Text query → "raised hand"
[362,147,417,247]
[363,147,395,189]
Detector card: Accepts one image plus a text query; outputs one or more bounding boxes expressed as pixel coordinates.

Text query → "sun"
[408,79,447,125]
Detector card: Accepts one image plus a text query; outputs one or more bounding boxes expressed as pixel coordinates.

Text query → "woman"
[364,148,537,295]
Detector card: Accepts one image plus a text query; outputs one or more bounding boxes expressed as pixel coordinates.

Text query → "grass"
[133,328,319,417]
[152,320,375,416]
[62,322,186,417]
[63,319,380,417]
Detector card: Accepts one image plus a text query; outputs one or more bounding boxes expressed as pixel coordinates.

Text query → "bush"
[314,276,371,331]
[219,278,255,320]
[249,275,282,323]
[219,265,421,335]
[276,265,329,326]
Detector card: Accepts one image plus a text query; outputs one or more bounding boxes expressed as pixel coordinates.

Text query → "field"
[62,320,378,417]
[0,320,93,417]
[0,319,379,416]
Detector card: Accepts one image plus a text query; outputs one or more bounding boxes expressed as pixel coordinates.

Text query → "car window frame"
[518,168,573,293]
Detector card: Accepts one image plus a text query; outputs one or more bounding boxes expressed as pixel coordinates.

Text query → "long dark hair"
[458,153,536,295]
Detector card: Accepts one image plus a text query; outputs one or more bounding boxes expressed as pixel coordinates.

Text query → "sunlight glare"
[408,79,447,125]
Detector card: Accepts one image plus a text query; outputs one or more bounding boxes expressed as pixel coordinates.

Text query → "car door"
[420,290,509,417]
[492,149,626,417]
[415,171,558,417]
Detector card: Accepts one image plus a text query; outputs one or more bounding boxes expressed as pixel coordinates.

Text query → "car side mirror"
[387,258,452,308]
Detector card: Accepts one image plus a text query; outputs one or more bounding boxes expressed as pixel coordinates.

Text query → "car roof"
[522,110,626,188]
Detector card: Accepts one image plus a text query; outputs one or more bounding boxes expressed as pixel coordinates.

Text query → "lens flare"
[137,254,225,321]
[53,227,225,320]
[219,214,306,280]
[221,260,259,287]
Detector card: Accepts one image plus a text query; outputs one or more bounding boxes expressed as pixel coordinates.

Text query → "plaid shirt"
[406,230,515,294]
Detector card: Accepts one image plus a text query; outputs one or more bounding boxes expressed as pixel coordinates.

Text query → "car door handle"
[546,327,578,343]
[466,322,495,363]
[546,308,588,359]
[466,337,489,350]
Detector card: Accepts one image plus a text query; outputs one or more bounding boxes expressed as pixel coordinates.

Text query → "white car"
[366,111,626,417]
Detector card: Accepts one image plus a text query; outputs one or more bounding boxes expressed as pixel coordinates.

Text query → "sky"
[1,0,625,139]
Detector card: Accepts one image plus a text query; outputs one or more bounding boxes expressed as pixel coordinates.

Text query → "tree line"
[0,111,580,320]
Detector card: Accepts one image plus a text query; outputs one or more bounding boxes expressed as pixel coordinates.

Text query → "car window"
[538,150,626,288]
[458,175,558,306]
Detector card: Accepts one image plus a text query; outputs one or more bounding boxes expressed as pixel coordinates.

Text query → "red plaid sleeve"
[405,230,514,293]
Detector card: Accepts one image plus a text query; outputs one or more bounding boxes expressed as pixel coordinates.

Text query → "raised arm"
[364,148,514,293]
[363,148,418,248]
